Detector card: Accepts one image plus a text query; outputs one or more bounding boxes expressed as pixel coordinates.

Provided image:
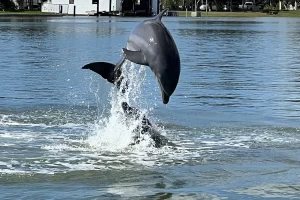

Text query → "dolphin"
[82,9,180,104]
[121,102,173,148]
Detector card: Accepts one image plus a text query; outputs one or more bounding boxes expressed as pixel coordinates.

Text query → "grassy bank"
[0,10,60,16]
[177,10,300,17]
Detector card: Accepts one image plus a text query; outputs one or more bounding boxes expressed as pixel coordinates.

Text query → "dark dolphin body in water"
[82,9,180,104]
[121,102,174,148]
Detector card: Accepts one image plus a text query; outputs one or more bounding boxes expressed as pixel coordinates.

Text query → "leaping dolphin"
[82,9,180,104]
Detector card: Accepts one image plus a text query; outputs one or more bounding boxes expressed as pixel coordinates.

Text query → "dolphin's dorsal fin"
[155,9,169,21]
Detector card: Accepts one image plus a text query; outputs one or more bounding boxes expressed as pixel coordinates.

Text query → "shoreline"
[0,11,63,17]
[0,14,63,17]
[177,10,300,17]
[1,10,300,18]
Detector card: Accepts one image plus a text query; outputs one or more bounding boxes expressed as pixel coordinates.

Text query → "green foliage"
[161,0,180,10]
[16,0,23,6]
[263,3,279,10]
[214,0,225,11]
[0,0,16,10]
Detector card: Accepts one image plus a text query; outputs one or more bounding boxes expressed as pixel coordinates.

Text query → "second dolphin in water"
[82,9,180,104]
[121,102,172,148]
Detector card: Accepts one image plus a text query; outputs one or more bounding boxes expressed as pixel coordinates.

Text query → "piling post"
[279,0,281,10]
[206,0,208,15]
[97,0,99,17]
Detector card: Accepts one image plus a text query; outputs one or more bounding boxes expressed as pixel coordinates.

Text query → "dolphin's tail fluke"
[82,57,125,87]
[82,62,117,83]
[155,9,169,21]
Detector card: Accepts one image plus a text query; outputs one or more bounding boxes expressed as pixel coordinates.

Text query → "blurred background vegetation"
[0,0,299,13]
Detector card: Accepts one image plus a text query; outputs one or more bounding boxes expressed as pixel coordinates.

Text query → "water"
[1,15,300,199]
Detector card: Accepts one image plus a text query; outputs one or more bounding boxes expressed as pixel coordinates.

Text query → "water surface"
[1,16,300,199]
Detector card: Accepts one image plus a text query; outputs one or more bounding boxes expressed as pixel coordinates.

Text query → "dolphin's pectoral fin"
[122,48,148,66]
[82,62,116,83]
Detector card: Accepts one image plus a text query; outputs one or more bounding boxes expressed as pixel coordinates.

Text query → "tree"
[161,0,180,9]
[0,0,16,10]
[16,0,24,9]
[214,0,226,11]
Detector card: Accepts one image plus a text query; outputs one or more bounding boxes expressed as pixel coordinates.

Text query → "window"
[69,0,74,4]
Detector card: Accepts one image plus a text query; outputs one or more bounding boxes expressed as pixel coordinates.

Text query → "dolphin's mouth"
[162,91,170,104]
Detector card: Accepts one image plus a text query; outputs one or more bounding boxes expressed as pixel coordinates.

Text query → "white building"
[42,0,99,15]
[41,0,159,16]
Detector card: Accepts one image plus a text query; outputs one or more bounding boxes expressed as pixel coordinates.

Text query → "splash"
[86,61,158,151]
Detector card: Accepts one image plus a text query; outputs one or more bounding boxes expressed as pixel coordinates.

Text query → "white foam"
[0,131,36,140]
[85,62,156,151]
[3,61,300,176]
[0,114,43,127]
